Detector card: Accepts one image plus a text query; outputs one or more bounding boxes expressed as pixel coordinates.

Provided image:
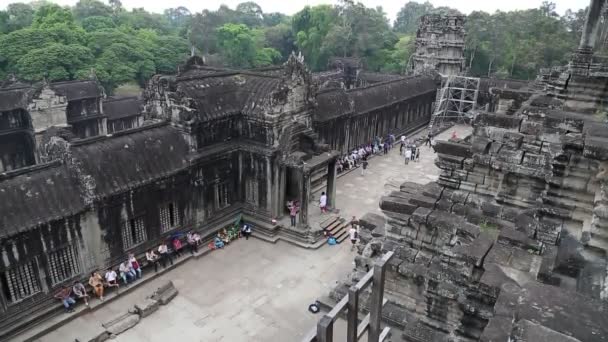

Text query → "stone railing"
[302,251,394,342]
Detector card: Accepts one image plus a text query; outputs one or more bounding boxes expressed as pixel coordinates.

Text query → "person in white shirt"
[119,260,135,284]
[349,226,358,251]
[158,242,173,268]
[104,268,119,291]
[146,249,160,272]
[319,192,328,213]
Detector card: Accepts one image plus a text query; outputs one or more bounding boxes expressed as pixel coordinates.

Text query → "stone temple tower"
[411,14,466,76]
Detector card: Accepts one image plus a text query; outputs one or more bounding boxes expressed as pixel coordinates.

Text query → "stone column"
[326,161,337,210]
[579,0,607,50]
[266,156,273,214]
[299,169,310,227]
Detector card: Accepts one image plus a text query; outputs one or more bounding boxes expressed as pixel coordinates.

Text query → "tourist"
[383,141,388,155]
[390,134,396,149]
[289,201,298,227]
[129,253,142,279]
[158,242,173,268]
[104,268,120,292]
[327,234,338,245]
[337,161,343,174]
[72,281,89,306]
[241,222,252,240]
[361,157,368,176]
[404,148,411,165]
[425,133,432,146]
[54,285,76,313]
[172,237,184,257]
[187,231,199,254]
[89,272,105,301]
[319,192,328,213]
[214,236,225,249]
[415,147,421,162]
[349,225,358,251]
[411,145,417,161]
[350,215,359,228]
[146,249,160,272]
[400,142,404,155]
[118,260,135,285]
[218,229,229,245]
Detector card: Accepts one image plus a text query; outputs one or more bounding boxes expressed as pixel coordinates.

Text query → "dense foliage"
[0,0,590,91]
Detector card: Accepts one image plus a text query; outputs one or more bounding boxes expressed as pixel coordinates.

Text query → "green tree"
[292,5,337,70]
[216,23,257,67]
[32,3,77,30]
[16,43,93,81]
[81,15,116,31]
[4,3,35,32]
[72,0,112,21]
[235,2,264,27]
[393,1,433,34]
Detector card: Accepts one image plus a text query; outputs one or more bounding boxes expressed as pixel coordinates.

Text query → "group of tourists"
[56,231,208,313]
[336,134,397,174]
[212,222,252,249]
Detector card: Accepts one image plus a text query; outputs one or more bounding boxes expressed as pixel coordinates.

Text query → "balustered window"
[1,260,41,304]
[122,216,146,249]
[47,244,80,285]
[160,202,179,233]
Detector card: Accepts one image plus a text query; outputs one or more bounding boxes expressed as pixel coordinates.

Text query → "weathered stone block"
[134,298,159,318]
[87,328,110,342]
[474,113,522,129]
[151,281,179,305]
[103,313,140,335]
[380,196,417,215]
[433,141,472,158]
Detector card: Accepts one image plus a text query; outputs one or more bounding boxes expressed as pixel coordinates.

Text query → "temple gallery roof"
[0,124,190,236]
[103,97,143,120]
[0,162,85,237]
[177,72,282,121]
[0,80,103,112]
[314,75,437,122]
[50,80,102,101]
[0,85,36,112]
[71,124,189,198]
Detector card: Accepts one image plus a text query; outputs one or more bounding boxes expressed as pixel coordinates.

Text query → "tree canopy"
[0,0,592,89]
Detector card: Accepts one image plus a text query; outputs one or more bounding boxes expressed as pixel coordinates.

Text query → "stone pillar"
[299,170,310,227]
[579,0,607,50]
[327,161,337,210]
[266,156,273,213]
[278,166,286,218]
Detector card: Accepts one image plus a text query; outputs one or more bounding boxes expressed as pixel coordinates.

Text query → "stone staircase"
[321,215,350,243]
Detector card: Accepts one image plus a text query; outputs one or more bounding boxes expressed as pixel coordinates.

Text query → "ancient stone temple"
[324,3,608,341]
[0,53,437,338]
[412,14,466,76]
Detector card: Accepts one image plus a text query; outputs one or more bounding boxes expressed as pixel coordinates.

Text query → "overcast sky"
[0,0,588,22]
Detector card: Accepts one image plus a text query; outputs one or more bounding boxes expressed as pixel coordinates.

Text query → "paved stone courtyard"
[33,125,471,342]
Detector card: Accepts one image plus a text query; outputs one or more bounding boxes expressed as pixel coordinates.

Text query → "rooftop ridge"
[0,160,62,182]
[346,74,431,93]
[70,121,169,147]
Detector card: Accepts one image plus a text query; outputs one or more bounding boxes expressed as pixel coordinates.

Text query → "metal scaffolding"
[428,75,480,134]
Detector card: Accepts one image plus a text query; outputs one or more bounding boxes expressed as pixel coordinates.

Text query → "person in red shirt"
[54,285,76,313]
[129,253,142,279]
[172,238,183,258]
